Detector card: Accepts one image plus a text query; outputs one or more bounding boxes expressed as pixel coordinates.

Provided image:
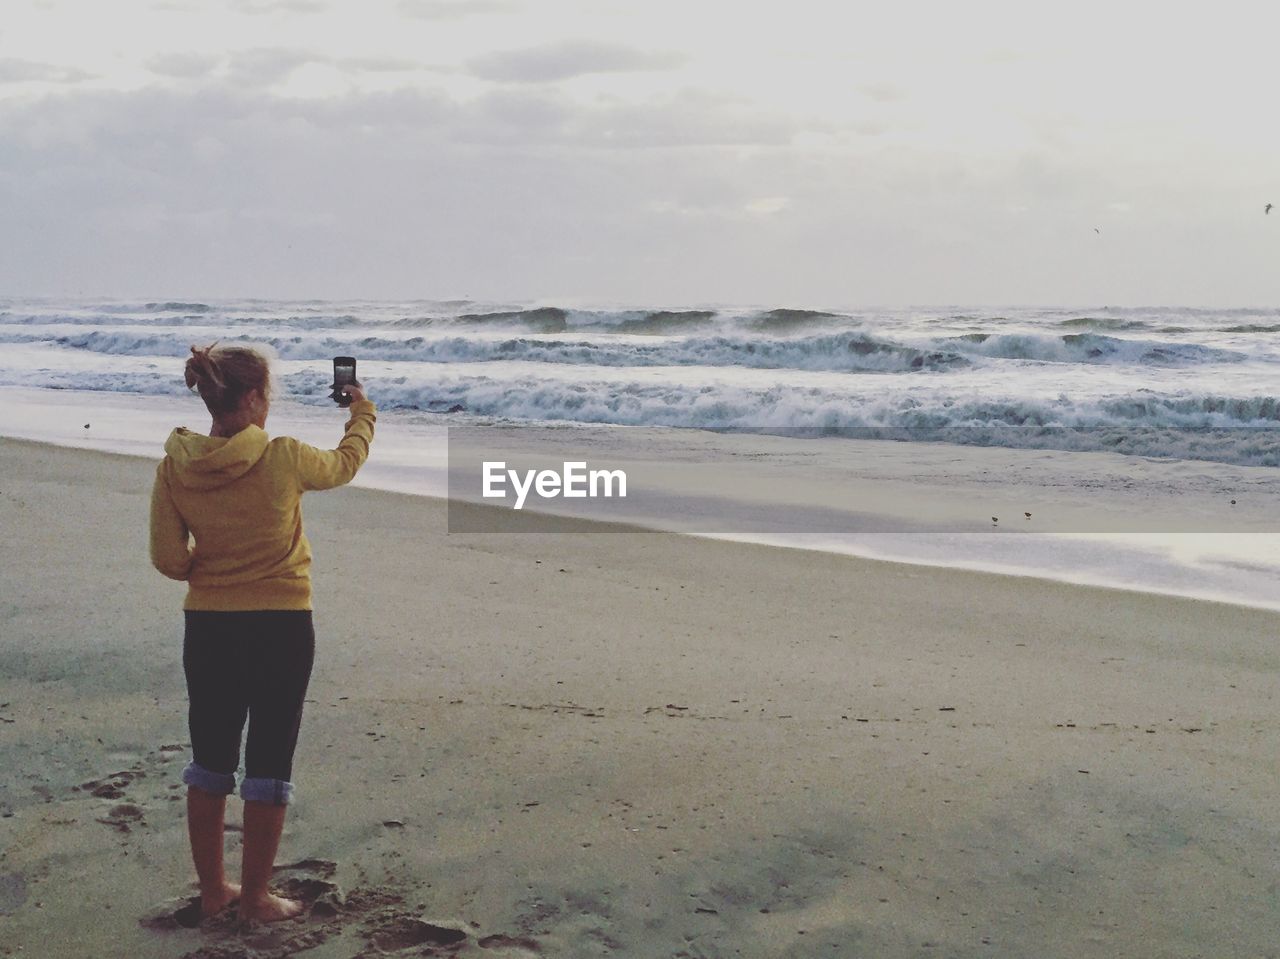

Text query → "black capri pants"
[181,610,315,806]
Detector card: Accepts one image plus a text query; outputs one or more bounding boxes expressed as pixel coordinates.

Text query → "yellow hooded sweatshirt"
[149,400,376,610]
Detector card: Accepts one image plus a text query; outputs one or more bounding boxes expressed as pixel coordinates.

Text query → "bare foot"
[238,892,305,923]
[200,880,241,918]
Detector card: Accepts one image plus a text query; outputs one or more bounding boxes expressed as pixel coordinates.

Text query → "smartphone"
[331,356,356,407]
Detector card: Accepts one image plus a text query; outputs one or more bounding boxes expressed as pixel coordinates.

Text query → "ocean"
[2,297,1277,607]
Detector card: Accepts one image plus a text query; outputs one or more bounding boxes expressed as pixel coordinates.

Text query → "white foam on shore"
[4,386,1277,611]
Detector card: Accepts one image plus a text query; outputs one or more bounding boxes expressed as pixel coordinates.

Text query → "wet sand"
[1,436,1277,958]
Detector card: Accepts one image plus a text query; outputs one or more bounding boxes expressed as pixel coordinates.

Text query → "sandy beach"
[1,435,1278,958]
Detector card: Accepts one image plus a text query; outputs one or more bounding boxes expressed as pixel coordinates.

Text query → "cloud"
[0,7,1271,304]
[188,50,449,89]
[145,50,442,85]
[224,48,318,87]
[397,0,518,19]
[744,196,790,215]
[337,56,444,74]
[468,40,686,83]
[858,82,905,103]
[444,87,797,149]
[147,53,222,79]
[572,90,795,149]
[232,0,328,13]
[4,84,1152,305]
[0,80,797,161]
[0,59,93,84]
[647,194,792,220]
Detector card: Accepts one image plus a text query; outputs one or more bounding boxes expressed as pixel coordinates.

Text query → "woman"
[150,343,375,923]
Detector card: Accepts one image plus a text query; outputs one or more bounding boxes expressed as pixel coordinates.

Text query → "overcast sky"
[2,0,1278,306]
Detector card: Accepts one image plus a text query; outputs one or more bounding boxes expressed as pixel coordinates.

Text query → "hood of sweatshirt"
[163,425,270,491]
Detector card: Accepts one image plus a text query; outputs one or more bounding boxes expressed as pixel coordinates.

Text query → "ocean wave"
[448,307,722,334]
[563,307,839,332]
[945,332,1243,366]
[455,307,568,333]
[8,325,1247,371]
[1056,317,1150,331]
[1219,324,1280,334]
[367,375,1280,429]
[614,310,717,333]
[11,328,974,373]
[378,306,846,334]
[4,361,1276,465]
[315,373,1279,465]
[746,308,841,331]
[0,311,366,329]
[145,301,212,313]
[1099,393,1280,423]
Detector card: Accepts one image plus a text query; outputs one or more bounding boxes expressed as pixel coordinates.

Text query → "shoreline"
[2,436,1279,956]
[2,385,1278,611]
[2,431,1272,615]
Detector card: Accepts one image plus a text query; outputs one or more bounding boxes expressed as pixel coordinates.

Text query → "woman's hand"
[341,381,367,405]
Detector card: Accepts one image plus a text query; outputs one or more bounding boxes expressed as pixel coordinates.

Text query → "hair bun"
[184,341,224,396]
[183,340,271,415]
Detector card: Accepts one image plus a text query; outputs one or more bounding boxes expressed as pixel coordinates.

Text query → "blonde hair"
[184,342,274,415]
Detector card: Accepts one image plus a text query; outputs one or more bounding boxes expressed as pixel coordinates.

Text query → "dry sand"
[0,436,1277,958]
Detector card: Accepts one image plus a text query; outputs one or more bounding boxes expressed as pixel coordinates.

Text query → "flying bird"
[1093,227,1100,234]
[1267,203,1273,215]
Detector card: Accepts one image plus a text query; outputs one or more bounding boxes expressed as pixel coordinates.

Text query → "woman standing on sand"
[149,343,375,923]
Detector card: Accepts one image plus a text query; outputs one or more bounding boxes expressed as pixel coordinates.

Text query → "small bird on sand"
[1093,227,1100,234]
[1024,511,1032,519]
[991,516,999,525]
[1266,203,1273,214]
[84,423,90,429]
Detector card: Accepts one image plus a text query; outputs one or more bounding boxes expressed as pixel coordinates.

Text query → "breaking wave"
[3,298,1277,465]
[4,327,1246,372]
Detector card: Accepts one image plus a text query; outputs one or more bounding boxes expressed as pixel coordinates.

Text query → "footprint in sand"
[365,915,471,951]
[138,896,207,931]
[77,756,169,835]
[77,768,146,800]
[478,932,544,956]
[275,858,337,879]
[96,802,145,833]
[269,859,344,918]
[76,745,185,807]
[359,905,547,955]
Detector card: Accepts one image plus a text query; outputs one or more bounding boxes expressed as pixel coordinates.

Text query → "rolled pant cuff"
[240,777,295,805]
[182,761,237,796]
